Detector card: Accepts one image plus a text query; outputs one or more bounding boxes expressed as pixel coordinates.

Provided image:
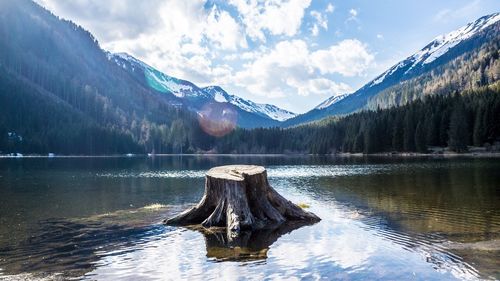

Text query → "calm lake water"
[0,156,498,280]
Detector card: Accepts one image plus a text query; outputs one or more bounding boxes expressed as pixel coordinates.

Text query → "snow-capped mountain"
[109,53,211,99]
[369,12,500,87]
[203,86,296,121]
[315,93,350,110]
[284,12,500,127]
[108,53,296,124]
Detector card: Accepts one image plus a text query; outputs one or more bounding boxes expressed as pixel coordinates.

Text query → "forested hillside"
[367,26,500,110]
[284,14,500,127]
[0,0,499,155]
[215,84,500,154]
[0,0,216,154]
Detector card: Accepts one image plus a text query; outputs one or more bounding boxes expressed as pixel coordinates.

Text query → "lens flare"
[198,102,237,137]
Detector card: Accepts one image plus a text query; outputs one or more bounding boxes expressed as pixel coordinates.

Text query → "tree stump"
[164,165,320,234]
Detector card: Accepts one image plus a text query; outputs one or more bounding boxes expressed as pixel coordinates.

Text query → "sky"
[35,0,500,113]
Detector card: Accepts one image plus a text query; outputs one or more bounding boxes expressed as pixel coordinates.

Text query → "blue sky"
[36,0,499,113]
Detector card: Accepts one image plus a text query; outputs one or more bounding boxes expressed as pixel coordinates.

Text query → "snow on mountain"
[145,69,194,98]
[108,53,296,121]
[255,103,297,121]
[315,93,350,110]
[407,13,500,70]
[109,52,145,68]
[370,61,406,86]
[213,91,228,103]
[284,13,500,127]
[109,52,211,99]
[370,12,500,87]
[203,86,297,121]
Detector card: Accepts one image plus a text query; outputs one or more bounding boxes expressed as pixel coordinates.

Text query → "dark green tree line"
[214,84,500,154]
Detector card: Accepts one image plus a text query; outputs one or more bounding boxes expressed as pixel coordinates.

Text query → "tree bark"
[164,165,320,234]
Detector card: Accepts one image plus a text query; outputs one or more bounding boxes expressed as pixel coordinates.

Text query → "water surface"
[0,156,498,280]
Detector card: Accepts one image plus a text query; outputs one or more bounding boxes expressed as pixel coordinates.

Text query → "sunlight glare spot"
[197,102,238,137]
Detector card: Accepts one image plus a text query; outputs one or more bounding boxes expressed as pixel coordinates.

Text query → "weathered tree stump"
[164,165,320,234]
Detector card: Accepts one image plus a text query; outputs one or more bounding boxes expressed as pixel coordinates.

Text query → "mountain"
[284,13,500,127]
[314,93,350,110]
[201,86,296,121]
[214,84,500,154]
[0,0,220,154]
[0,0,296,156]
[108,53,296,126]
[1,0,498,155]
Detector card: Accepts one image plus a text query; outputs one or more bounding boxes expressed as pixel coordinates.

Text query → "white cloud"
[206,6,248,50]
[311,24,320,37]
[346,8,360,24]
[326,3,335,13]
[349,8,358,17]
[180,43,208,56]
[376,34,384,39]
[310,10,328,36]
[311,11,328,29]
[232,39,372,97]
[310,39,374,76]
[223,50,262,61]
[36,0,246,85]
[229,0,312,42]
[36,0,164,41]
[233,40,312,98]
[35,0,375,111]
[289,78,352,96]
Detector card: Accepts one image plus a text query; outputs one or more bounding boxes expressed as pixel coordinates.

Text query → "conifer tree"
[448,103,469,152]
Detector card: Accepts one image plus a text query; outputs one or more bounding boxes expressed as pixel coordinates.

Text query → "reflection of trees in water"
[300,163,499,279]
[309,163,499,237]
[0,217,163,278]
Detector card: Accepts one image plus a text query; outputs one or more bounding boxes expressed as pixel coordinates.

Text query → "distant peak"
[203,85,296,121]
[108,52,151,68]
[203,85,231,103]
[413,12,500,65]
[107,54,296,121]
[203,85,226,93]
[315,93,350,110]
[368,12,500,87]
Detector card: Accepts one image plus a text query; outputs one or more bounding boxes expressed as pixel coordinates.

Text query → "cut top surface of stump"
[206,165,265,181]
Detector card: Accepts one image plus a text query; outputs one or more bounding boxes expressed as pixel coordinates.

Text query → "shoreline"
[337,152,500,158]
[1,152,500,158]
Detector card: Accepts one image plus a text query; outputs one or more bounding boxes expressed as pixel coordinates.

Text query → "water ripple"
[96,164,391,179]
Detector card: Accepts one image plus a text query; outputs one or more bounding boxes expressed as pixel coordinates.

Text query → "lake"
[0,156,498,280]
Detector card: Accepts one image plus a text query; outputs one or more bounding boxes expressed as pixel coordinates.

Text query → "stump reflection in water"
[192,221,315,261]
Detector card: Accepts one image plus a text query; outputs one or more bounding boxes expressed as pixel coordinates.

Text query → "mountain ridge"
[1,0,499,155]
[108,52,297,123]
[284,12,500,127]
